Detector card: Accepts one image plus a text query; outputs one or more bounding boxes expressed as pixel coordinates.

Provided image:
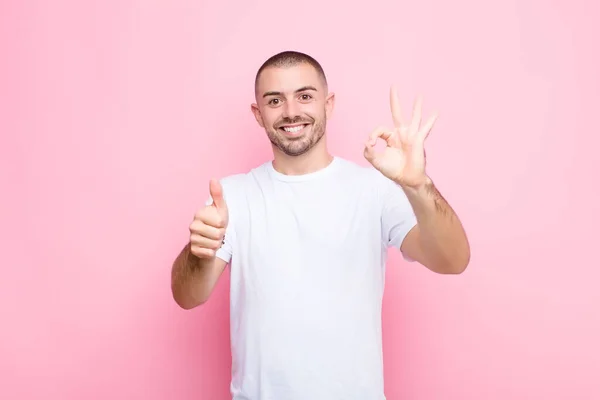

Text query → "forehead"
[256,63,325,95]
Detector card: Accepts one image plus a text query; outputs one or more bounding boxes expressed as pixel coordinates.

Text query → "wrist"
[394,175,433,196]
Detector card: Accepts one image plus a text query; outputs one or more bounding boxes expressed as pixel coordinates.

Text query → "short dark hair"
[254,50,328,89]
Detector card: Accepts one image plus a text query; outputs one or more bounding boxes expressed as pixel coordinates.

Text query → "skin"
[171,62,470,310]
[171,179,229,309]
[363,86,471,274]
[250,63,336,176]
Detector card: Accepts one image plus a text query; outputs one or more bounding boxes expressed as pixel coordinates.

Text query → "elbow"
[433,261,468,275]
[171,288,209,310]
[174,296,207,310]
[428,247,470,275]
[446,261,469,274]
[440,250,471,275]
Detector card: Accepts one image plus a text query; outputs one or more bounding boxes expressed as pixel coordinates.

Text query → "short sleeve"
[379,176,418,260]
[204,194,234,264]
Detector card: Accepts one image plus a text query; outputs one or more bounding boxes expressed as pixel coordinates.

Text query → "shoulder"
[334,157,414,217]
[216,161,271,198]
[333,157,395,193]
[334,157,375,178]
[217,173,249,202]
[218,172,249,191]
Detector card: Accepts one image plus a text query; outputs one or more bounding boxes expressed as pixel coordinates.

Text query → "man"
[171,50,470,400]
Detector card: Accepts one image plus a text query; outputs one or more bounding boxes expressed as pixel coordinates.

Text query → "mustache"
[275,116,314,128]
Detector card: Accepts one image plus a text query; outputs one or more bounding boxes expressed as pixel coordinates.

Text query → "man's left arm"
[398,176,470,274]
[364,86,470,274]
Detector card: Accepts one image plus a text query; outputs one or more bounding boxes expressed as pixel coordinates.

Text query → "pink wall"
[2,0,599,398]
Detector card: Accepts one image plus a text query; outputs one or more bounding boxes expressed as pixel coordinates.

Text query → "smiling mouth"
[278,124,309,134]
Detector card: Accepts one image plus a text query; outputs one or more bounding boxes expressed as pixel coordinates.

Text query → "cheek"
[262,111,280,127]
[306,104,325,118]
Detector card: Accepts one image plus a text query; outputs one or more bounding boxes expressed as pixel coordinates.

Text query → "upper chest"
[230,178,382,249]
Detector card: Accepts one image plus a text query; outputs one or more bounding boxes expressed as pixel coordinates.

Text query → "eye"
[299,94,312,101]
[268,98,281,105]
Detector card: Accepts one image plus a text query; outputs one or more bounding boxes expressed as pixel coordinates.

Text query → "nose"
[282,99,301,119]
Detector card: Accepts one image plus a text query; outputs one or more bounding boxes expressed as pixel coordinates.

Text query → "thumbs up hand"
[189,179,229,259]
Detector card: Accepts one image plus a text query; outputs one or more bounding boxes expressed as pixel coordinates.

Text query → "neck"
[271,139,333,176]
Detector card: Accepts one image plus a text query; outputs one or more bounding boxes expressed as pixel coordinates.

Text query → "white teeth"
[283,125,305,133]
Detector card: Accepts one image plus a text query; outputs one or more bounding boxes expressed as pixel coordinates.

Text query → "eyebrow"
[262,86,318,98]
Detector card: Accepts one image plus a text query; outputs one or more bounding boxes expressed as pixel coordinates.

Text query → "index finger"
[390,85,403,128]
[368,126,395,146]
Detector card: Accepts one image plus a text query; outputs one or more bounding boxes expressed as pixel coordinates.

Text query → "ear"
[325,92,336,119]
[250,103,265,128]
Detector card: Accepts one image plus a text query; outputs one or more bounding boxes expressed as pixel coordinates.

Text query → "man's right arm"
[171,178,230,310]
[171,242,227,309]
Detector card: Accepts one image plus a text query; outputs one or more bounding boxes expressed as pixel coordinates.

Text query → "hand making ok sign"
[364,85,438,188]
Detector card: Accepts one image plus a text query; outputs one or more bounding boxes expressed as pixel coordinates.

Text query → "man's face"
[251,63,335,157]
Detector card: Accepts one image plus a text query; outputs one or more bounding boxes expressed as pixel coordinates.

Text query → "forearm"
[400,176,470,273]
[170,242,222,309]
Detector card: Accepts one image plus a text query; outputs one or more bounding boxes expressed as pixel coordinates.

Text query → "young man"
[171,51,470,400]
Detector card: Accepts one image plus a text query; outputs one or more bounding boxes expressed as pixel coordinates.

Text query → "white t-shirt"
[209,156,417,400]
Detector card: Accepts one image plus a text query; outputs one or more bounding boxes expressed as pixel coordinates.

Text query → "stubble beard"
[266,114,327,157]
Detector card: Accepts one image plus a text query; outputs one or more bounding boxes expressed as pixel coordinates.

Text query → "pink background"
[2,0,599,399]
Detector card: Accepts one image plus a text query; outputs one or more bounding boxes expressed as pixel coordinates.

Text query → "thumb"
[209,179,227,211]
